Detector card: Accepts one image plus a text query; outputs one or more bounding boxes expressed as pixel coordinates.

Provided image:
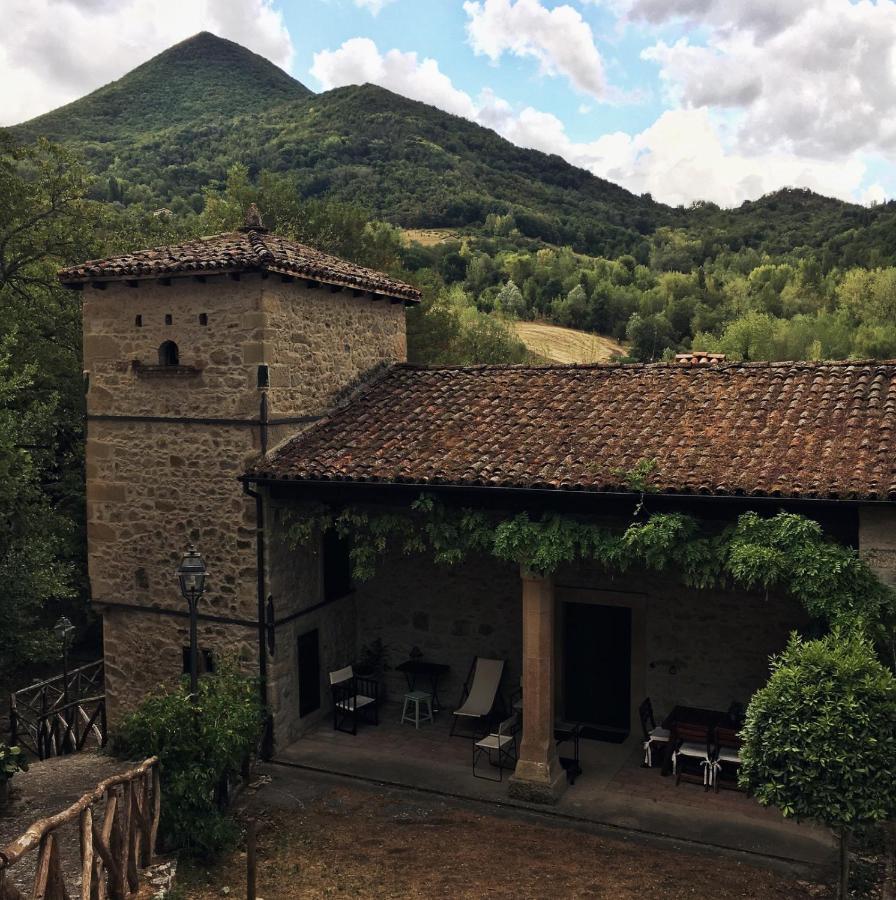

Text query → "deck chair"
[329,665,379,735]
[450,657,505,738]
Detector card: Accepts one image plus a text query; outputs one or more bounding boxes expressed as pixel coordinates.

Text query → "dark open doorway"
[297,629,321,718]
[563,602,631,742]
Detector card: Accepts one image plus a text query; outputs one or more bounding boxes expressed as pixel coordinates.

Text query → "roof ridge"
[394,359,896,373]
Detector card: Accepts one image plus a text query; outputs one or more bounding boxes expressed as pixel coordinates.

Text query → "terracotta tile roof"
[249,361,896,500]
[58,227,420,302]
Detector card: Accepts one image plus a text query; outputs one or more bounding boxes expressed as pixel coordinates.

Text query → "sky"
[2,0,896,208]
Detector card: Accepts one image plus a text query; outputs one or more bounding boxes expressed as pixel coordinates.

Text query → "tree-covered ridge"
[12,32,310,145]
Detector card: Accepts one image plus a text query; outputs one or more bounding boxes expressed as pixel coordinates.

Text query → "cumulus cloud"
[311,38,478,118]
[309,37,871,206]
[463,0,607,98]
[0,0,293,126]
[354,0,396,13]
[633,0,896,159]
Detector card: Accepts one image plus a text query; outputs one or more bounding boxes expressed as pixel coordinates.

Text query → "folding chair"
[473,713,520,781]
[450,657,505,738]
[329,665,379,735]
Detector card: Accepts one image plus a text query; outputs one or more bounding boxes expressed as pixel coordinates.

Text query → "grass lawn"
[173,773,830,899]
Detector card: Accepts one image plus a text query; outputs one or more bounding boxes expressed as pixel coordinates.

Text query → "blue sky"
[4,0,895,207]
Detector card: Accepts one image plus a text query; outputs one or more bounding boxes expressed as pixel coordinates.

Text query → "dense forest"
[4,31,896,669]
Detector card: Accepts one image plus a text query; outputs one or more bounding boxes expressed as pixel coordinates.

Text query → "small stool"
[401,690,434,729]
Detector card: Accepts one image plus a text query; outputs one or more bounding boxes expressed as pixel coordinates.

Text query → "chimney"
[674,351,727,366]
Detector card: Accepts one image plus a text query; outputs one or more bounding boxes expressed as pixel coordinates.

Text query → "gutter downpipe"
[243,476,273,761]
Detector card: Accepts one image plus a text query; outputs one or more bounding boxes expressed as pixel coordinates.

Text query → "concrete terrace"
[275,701,836,876]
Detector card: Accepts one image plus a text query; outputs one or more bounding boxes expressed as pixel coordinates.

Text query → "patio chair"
[473,712,520,781]
[672,723,713,790]
[639,697,670,768]
[712,725,743,792]
[329,665,379,735]
[450,657,505,738]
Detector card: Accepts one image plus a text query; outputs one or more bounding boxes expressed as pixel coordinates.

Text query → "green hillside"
[9,31,896,267]
[13,32,310,143]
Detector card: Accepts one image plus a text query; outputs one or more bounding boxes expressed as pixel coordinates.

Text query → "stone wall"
[858,505,896,588]
[82,275,407,724]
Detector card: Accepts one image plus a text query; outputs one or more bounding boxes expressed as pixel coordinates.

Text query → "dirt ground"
[176,771,831,900]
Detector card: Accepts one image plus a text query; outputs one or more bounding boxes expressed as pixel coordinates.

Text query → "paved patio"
[275,701,836,875]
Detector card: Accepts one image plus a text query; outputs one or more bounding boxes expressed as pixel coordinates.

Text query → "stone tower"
[61,211,419,724]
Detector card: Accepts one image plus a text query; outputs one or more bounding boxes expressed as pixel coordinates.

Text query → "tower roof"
[58,218,420,302]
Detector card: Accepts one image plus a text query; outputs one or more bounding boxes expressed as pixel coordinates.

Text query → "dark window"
[165,314,172,325]
[182,647,215,675]
[198,313,208,326]
[297,629,321,717]
[135,314,143,327]
[323,530,352,602]
[257,364,269,388]
[158,341,179,366]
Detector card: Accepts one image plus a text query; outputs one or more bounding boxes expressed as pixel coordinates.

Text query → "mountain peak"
[12,32,311,141]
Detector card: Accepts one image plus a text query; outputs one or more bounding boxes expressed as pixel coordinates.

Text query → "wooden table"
[394,660,451,711]
[660,705,728,775]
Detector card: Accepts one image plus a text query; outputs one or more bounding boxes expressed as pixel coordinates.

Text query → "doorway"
[563,602,632,741]
[297,629,321,718]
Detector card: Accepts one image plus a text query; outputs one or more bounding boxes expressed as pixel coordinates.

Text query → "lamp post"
[53,616,75,751]
[176,546,208,696]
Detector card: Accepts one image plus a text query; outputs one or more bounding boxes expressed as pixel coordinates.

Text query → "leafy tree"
[739,632,896,898]
[626,312,675,361]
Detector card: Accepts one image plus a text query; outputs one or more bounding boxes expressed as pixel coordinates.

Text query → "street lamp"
[176,546,208,695]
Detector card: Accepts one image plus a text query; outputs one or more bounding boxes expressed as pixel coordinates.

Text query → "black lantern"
[177,546,207,607]
[177,547,208,695]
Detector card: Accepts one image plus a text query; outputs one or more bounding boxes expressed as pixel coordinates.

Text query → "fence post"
[8,695,17,747]
[246,819,257,900]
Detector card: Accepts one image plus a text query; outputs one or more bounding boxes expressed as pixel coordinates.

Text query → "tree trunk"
[840,827,851,900]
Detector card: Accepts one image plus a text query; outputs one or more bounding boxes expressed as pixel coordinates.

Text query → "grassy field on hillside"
[513,321,627,364]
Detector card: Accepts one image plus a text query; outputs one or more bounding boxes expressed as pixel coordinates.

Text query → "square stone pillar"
[859,506,896,588]
[509,567,566,803]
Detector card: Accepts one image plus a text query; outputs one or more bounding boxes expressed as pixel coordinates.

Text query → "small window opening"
[165,314,172,325]
[323,530,353,602]
[257,364,270,388]
[198,313,208,326]
[135,314,143,327]
[158,340,179,366]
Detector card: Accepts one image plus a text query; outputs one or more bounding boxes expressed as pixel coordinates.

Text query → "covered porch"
[274,696,835,871]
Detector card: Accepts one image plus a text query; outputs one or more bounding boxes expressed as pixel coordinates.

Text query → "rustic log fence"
[9,662,106,761]
[0,756,160,900]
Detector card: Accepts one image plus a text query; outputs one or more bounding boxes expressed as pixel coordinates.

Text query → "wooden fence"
[0,757,160,900]
[9,662,106,761]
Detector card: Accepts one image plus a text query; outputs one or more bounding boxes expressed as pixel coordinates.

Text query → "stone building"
[63,215,896,805]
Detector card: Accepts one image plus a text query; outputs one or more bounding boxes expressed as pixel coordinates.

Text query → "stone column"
[509,567,566,803]
[859,506,896,588]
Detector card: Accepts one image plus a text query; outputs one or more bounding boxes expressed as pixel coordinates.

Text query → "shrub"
[0,744,28,784]
[113,663,263,859]
[739,631,896,898]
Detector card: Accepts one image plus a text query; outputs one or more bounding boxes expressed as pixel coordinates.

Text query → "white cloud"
[463,0,607,98]
[354,0,396,13]
[633,0,896,159]
[0,0,293,126]
[309,38,872,207]
[311,38,478,119]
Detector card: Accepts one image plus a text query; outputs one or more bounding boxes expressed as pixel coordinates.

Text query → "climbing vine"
[283,495,895,657]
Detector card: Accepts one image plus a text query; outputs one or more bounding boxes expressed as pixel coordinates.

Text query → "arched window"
[158,340,179,366]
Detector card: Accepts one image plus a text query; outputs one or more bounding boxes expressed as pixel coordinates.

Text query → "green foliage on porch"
[284,498,896,649]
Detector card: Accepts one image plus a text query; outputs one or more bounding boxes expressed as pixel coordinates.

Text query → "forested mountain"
[11,32,896,267]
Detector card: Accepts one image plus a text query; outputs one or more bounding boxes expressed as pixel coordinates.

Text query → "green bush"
[0,744,28,783]
[739,631,896,897]
[113,664,263,859]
